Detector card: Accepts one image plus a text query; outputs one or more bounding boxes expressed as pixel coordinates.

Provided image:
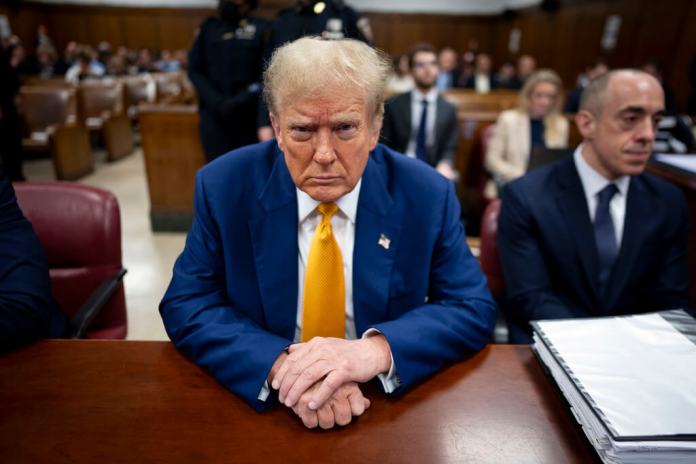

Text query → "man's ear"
[575,110,596,140]
[269,113,283,148]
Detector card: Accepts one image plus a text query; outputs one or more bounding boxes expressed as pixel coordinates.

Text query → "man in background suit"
[0,169,66,352]
[498,70,691,343]
[161,38,495,429]
[380,43,458,180]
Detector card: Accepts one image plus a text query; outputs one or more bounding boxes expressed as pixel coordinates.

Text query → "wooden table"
[647,159,696,305]
[0,341,597,463]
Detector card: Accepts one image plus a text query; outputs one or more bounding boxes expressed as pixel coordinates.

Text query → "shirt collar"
[573,144,630,198]
[297,178,362,224]
[411,87,438,104]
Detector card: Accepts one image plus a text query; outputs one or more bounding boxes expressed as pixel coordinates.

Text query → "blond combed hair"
[518,68,564,116]
[263,37,393,123]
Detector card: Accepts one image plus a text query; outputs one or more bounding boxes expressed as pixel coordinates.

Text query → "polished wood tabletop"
[0,341,597,463]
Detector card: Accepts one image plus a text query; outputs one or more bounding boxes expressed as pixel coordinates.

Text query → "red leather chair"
[479,198,508,342]
[479,198,503,299]
[13,182,127,339]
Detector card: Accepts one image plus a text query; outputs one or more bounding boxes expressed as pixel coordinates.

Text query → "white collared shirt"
[405,87,439,158]
[573,145,630,247]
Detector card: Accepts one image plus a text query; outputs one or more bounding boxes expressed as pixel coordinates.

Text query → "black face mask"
[218,2,241,25]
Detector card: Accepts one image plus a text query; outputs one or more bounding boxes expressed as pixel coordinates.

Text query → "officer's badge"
[322,18,344,40]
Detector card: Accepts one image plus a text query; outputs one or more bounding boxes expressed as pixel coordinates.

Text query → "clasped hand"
[270,336,391,429]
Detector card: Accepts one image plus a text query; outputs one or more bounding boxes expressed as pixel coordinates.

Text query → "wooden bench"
[19,86,93,180]
[77,80,134,161]
[138,104,205,231]
[443,89,519,114]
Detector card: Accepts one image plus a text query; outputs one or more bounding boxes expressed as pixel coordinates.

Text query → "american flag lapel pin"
[378,233,390,250]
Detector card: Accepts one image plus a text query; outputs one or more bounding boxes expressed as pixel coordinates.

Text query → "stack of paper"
[532,310,696,464]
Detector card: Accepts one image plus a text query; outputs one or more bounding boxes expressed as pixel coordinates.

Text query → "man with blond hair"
[161,37,495,429]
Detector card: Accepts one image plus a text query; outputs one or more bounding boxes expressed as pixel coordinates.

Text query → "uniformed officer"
[189,0,269,161]
[256,0,373,141]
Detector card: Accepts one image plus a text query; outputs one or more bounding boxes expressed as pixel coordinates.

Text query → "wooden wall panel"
[156,15,198,52]
[84,12,124,47]
[2,0,694,110]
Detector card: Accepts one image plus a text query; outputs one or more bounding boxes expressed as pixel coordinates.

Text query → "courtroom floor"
[23,149,183,340]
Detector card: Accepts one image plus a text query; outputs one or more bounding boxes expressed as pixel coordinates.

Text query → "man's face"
[518,56,535,77]
[438,49,457,72]
[271,93,380,203]
[577,72,664,180]
[476,54,492,74]
[411,51,439,90]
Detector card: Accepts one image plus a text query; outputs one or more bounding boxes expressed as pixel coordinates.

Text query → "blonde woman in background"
[485,69,568,198]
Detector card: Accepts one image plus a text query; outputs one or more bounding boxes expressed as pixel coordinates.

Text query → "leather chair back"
[479,198,504,298]
[78,81,125,121]
[13,182,127,339]
[19,86,77,133]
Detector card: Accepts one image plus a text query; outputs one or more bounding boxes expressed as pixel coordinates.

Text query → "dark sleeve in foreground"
[497,181,587,335]
[0,171,63,352]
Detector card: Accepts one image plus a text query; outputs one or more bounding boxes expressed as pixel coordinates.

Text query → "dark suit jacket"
[160,141,495,410]
[0,170,65,352]
[380,91,458,167]
[498,155,691,343]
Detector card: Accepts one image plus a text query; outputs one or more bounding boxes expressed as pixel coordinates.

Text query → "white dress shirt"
[405,87,438,158]
[258,180,398,401]
[573,145,630,247]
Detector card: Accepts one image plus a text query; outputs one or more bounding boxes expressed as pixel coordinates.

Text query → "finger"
[271,343,306,391]
[308,370,345,411]
[317,403,335,430]
[294,405,318,429]
[283,360,333,407]
[330,397,352,426]
[347,388,368,416]
[276,344,325,400]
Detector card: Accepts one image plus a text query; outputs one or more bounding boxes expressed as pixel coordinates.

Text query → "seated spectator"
[511,54,536,89]
[436,47,460,91]
[564,59,608,113]
[65,51,104,83]
[32,44,60,78]
[381,43,458,180]
[157,50,181,73]
[498,70,691,343]
[0,169,66,353]
[463,53,495,93]
[494,61,517,89]
[485,69,568,198]
[385,54,414,94]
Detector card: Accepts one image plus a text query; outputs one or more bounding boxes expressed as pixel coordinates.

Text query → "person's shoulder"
[199,16,222,30]
[386,91,411,105]
[635,170,687,205]
[504,156,568,199]
[436,94,456,111]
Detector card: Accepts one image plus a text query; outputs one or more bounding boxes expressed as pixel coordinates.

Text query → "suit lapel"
[555,158,602,305]
[352,153,401,334]
[248,148,298,340]
[604,177,652,309]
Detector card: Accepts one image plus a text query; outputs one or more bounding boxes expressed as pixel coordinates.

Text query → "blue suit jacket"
[498,156,692,343]
[0,170,65,352]
[161,141,495,410]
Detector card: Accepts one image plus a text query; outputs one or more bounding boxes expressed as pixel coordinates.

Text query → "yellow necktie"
[301,202,345,342]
